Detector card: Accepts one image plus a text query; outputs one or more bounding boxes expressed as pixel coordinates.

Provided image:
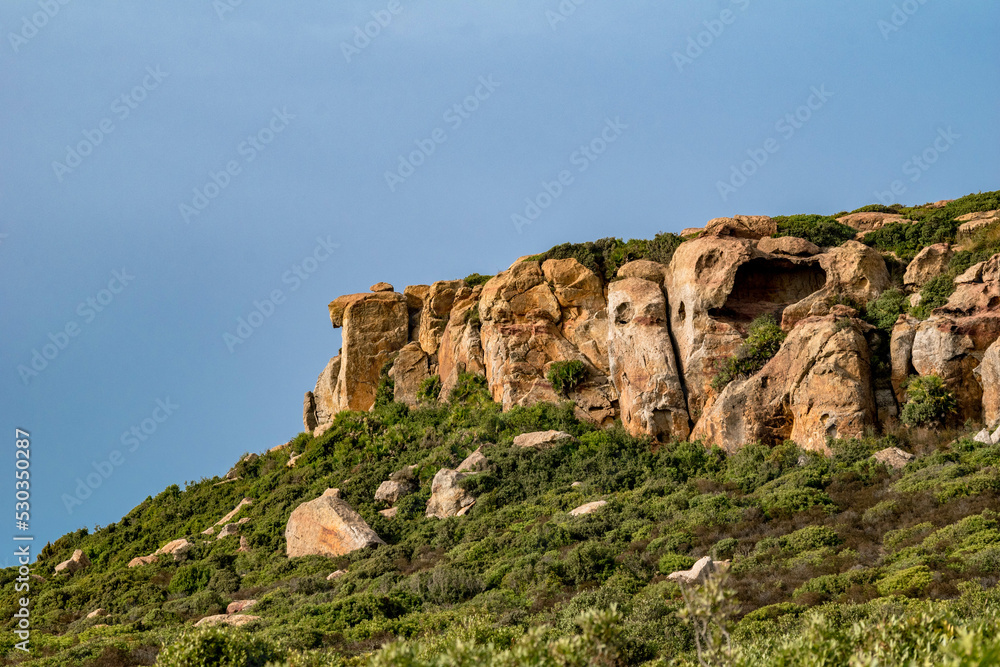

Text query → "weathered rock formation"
[426,469,477,519]
[513,430,575,449]
[285,489,385,557]
[301,207,1000,454]
[55,549,90,575]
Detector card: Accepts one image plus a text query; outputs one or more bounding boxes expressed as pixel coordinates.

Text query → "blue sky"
[1,0,997,562]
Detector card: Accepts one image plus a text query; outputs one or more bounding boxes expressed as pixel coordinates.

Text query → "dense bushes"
[772,215,857,248]
[530,233,684,280]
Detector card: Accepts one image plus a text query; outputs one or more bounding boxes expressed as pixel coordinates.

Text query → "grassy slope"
[2,380,999,665]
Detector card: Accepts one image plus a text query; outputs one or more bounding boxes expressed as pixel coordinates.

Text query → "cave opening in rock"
[710,258,827,323]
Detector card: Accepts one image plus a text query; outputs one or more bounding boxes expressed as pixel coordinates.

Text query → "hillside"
[5,192,1000,666]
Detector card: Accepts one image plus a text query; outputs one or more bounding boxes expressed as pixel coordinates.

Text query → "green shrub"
[851,204,902,214]
[658,554,696,575]
[168,564,211,595]
[912,274,956,319]
[876,564,933,597]
[156,627,280,667]
[546,360,588,396]
[448,372,491,404]
[712,538,738,561]
[463,273,493,288]
[779,525,842,555]
[863,288,909,332]
[417,375,442,402]
[900,375,958,427]
[773,214,857,247]
[712,314,787,391]
[530,233,684,281]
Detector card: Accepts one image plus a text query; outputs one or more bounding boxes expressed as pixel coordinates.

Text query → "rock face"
[479,259,615,424]
[390,342,432,407]
[692,315,877,454]
[890,315,920,405]
[608,274,690,440]
[155,539,191,561]
[977,338,1000,428]
[425,469,476,519]
[54,549,90,575]
[285,489,386,558]
[904,244,954,288]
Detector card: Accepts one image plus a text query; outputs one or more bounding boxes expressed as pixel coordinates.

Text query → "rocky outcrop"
[127,555,158,568]
[837,212,909,233]
[325,290,409,414]
[217,498,252,526]
[195,614,260,628]
[285,489,385,558]
[890,315,920,405]
[608,274,690,440]
[55,549,90,575]
[691,314,877,454]
[569,500,607,516]
[390,342,432,407]
[374,478,417,505]
[479,259,616,423]
[437,286,487,399]
[418,280,465,355]
[703,215,776,240]
[426,469,477,519]
[227,600,258,614]
[904,244,953,288]
[155,539,191,561]
[456,447,490,472]
[513,430,575,449]
[957,210,999,240]
[757,236,820,256]
[872,447,915,470]
[667,555,728,584]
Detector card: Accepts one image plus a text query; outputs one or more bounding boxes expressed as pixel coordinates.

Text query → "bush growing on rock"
[711,314,787,391]
[462,273,493,288]
[901,375,958,427]
[416,375,442,402]
[772,214,857,247]
[546,360,588,396]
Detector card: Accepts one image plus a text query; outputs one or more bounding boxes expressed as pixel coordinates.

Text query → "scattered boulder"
[237,536,250,553]
[904,243,954,288]
[155,539,192,561]
[370,282,394,293]
[217,524,239,539]
[285,489,386,558]
[287,453,302,468]
[237,517,250,525]
[569,501,607,516]
[127,555,158,568]
[194,614,260,628]
[374,479,417,505]
[974,429,992,445]
[872,447,915,469]
[571,481,583,488]
[201,526,215,536]
[666,556,729,584]
[379,507,398,519]
[426,469,476,519]
[513,430,575,449]
[456,447,490,472]
[86,608,107,619]
[226,600,257,614]
[217,498,253,526]
[54,549,91,575]
[327,570,347,580]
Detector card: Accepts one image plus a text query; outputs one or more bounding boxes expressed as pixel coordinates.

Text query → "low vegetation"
[546,360,588,396]
[8,371,998,666]
[711,314,786,392]
[529,234,684,281]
